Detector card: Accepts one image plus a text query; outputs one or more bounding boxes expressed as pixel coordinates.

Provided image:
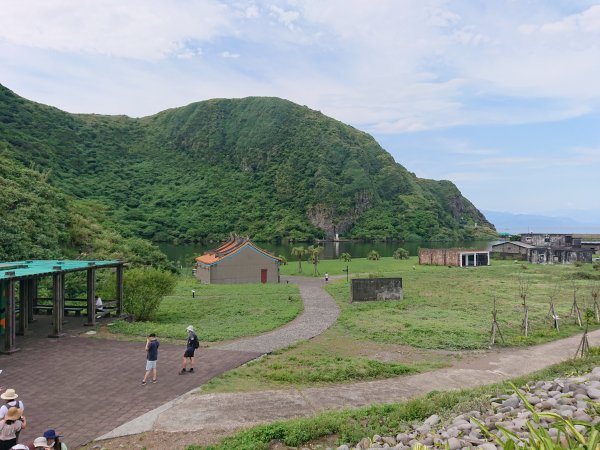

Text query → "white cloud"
[0,0,232,60]
[221,51,241,58]
[269,5,300,30]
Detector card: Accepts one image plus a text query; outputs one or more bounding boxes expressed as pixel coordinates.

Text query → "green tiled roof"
[0,260,122,281]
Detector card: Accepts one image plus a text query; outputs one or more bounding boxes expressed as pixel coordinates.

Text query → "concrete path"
[214,276,340,353]
[105,328,600,440]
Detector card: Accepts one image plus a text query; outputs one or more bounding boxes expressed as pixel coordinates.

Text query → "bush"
[393,248,409,260]
[123,267,176,321]
[367,250,380,261]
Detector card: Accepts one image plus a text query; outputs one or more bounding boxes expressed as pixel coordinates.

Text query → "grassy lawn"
[202,257,600,394]
[108,274,302,342]
[281,256,404,277]
[191,350,600,450]
[323,257,600,350]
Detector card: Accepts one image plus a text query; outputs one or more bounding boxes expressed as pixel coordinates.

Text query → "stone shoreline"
[332,367,600,450]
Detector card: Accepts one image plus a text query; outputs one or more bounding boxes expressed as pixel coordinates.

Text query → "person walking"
[324,272,329,283]
[142,333,159,385]
[180,325,199,374]
[0,407,26,450]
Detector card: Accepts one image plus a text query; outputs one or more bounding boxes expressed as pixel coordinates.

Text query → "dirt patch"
[79,429,236,450]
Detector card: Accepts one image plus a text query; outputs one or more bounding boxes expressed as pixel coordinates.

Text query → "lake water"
[159,240,500,267]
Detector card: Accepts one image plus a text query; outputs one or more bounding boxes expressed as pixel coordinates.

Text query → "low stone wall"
[351,278,403,302]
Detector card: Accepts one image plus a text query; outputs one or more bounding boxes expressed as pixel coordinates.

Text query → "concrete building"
[195,236,282,284]
[528,247,592,264]
[418,248,490,267]
[491,241,535,260]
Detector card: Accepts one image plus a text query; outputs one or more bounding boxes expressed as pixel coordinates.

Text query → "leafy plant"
[123,267,176,321]
[367,250,380,261]
[393,247,409,260]
[340,252,352,262]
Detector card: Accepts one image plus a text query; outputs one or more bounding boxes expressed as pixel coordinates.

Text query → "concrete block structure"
[418,248,490,267]
[195,236,282,284]
[491,241,535,260]
[351,278,403,301]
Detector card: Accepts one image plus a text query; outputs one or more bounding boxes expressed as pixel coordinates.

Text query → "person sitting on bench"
[95,295,103,312]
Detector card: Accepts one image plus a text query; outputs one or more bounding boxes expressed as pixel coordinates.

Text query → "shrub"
[123,267,176,321]
[367,250,380,261]
[393,248,409,260]
[574,260,584,267]
[340,252,352,262]
[593,262,600,271]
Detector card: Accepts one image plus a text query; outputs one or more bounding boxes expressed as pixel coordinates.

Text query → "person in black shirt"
[179,325,198,374]
[142,333,159,385]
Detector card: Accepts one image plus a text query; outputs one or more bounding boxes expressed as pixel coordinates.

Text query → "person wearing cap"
[9,443,29,450]
[179,325,199,374]
[0,406,26,450]
[0,390,24,420]
[31,436,48,449]
[43,429,67,450]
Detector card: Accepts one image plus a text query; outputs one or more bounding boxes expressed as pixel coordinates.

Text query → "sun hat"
[44,429,63,439]
[33,436,48,448]
[0,388,18,400]
[5,407,22,421]
[10,444,29,449]
[186,325,195,332]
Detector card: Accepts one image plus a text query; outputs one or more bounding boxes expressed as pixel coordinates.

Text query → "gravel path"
[213,276,340,353]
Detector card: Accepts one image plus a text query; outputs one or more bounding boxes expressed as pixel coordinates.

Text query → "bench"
[33,299,118,317]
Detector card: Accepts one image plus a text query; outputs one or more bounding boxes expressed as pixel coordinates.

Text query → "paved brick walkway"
[0,318,261,448]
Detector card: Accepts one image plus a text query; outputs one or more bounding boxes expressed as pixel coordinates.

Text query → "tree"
[123,267,176,321]
[307,245,323,276]
[393,247,409,260]
[291,246,307,273]
[340,252,352,262]
[367,250,380,261]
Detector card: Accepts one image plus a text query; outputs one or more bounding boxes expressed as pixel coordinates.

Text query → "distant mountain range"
[483,210,600,235]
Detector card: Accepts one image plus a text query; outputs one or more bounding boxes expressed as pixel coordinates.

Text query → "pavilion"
[0,259,124,354]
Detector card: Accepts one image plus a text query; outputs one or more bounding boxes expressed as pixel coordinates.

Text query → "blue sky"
[1,0,599,219]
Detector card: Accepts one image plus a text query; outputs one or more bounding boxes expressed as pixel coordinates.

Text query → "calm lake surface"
[159,240,499,267]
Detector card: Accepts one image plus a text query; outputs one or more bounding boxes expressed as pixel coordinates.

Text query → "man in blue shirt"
[142,333,159,385]
[179,325,199,374]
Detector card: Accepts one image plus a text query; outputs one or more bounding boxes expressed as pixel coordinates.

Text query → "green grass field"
[202,257,600,393]
[108,275,302,342]
[191,350,600,450]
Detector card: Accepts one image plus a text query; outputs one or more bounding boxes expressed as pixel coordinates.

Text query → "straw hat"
[186,325,195,332]
[0,388,18,400]
[33,436,48,448]
[5,406,22,421]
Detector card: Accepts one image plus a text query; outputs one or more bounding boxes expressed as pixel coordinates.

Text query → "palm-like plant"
[291,246,307,273]
[307,245,323,276]
[340,252,352,262]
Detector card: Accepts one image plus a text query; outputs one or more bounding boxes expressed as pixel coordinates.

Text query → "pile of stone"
[332,367,600,450]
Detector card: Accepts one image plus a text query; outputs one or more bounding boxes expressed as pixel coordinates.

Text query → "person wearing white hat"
[179,325,199,374]
[32,436,48,449]
[0,390,24,420]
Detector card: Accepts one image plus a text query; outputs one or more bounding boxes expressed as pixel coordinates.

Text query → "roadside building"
[195,236,282,284]
[491,241,535,260]
[418,248,490,267]
[528,247,593,264]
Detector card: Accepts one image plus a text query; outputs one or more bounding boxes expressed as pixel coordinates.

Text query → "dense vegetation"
[0,151,170,267]
[0,84,495,247]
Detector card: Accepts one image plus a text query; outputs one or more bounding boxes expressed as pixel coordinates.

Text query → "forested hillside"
[0,84,495,246]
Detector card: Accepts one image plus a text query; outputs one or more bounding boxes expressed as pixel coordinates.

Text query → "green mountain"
[0,84,495,246]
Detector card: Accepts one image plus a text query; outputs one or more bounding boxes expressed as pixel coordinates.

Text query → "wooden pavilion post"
[2,279,19,354]
[28,278,37,323]
[116,264,124,316]
[49,271,65,338]
[85,266,96,327]
[17,279,29,336]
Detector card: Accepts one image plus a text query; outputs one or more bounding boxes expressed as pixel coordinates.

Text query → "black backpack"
[192,334,200,349]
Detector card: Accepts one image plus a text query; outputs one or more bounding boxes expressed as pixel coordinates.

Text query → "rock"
[457,423,473,431]
[448,437,462,450]
[396,433,410,444]
[587,387,600,399]
[503,397,519,409]
[416,424,431,435]
[447,427,460,438]
[480,444,497,450]
[382,436,397,446]
[574,411,593,422]
[540,399,556,410]
[357,438,371,449]
[559,409,574,418]
[425,414,440,426]
[548,390,561,397]
[337,445,349,450]
[526,396,541,405]
[373,435,382,443]
[422,436,434,446]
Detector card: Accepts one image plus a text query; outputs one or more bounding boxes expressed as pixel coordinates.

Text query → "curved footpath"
[214,276,341,353]
[99,280,600,444]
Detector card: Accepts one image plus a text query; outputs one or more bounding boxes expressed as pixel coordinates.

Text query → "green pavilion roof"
[0,260,122,281]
